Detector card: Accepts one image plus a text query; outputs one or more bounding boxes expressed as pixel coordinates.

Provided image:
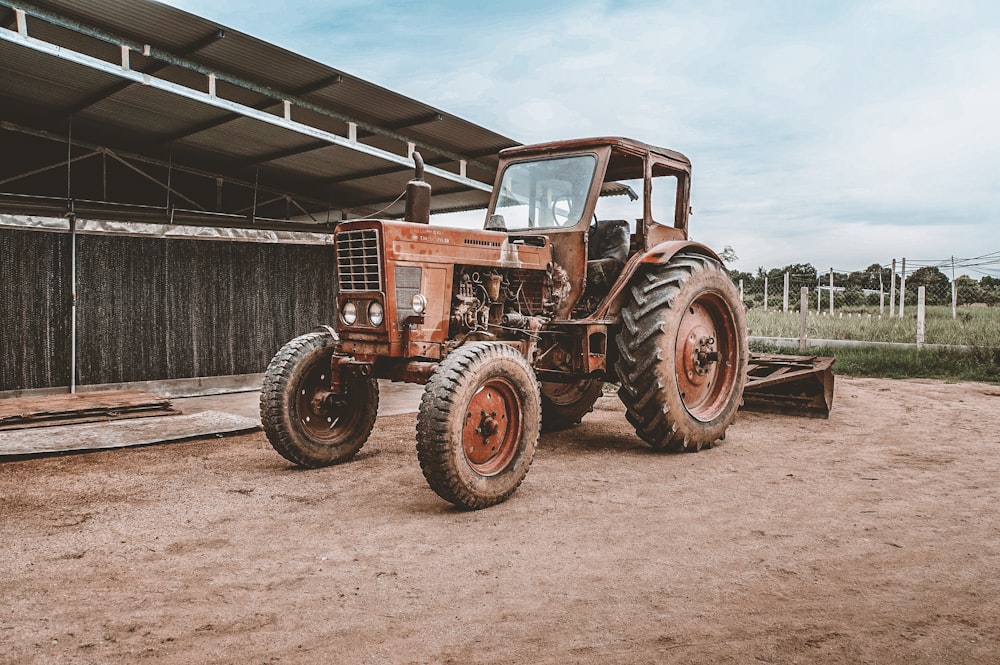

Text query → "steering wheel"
[551,196,573,226]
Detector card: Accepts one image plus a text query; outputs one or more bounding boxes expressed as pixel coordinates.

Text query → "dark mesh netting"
[0,228,72,390]
[3,228,338,390]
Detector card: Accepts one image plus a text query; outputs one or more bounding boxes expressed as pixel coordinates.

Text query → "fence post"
[783,272,789,313]
[917,286,926,349]
[889,258,896,318]
[951,255,957,320]
[739,279,744,304]
[799,287,808,351]
[828,268,834,315]
[763,275,768,311]
[899,257,906,318]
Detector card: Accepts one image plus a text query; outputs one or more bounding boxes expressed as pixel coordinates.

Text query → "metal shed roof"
[0,0,519,229]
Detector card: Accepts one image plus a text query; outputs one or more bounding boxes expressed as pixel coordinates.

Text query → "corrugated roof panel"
[1,0,520,225]
[0,40,122,111]
[79,85,229,142]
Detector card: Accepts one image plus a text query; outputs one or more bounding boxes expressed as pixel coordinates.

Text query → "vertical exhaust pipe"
[405,151,431,224]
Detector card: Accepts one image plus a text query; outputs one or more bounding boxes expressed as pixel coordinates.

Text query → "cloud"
[160,0,1000,273]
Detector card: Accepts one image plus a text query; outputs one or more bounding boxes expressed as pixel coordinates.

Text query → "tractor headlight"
[341,301,358,326]
[411,293,427,315]
[368,301,384,327]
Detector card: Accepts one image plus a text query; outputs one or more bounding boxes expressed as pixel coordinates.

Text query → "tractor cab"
[485,137,692,315]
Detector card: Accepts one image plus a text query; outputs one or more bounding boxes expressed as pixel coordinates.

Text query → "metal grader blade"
[741,353,835,419]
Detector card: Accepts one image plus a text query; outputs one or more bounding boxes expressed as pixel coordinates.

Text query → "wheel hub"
[309,391,343,414]
[674,294,739,421]
[693,336,720,375]
[462,381,521,475]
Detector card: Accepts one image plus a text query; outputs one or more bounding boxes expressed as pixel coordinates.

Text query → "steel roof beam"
[3,1,493,173]
[0,20,492,194]
[64,29,226,115]
[356,112,443,139]
[293,74,343,97]
[0,149,100,186]
[158,76,344,145]
[239,140,330,167]
[324,156,456,185]
[0,120,333,212]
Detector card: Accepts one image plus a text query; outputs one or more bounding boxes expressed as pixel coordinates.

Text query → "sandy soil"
[2,376,999,664]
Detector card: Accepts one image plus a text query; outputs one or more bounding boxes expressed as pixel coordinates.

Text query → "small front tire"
[416,342,540,510]
[260,331,378,468]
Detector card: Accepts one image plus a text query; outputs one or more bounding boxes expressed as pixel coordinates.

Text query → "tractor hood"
[336,219,553,271]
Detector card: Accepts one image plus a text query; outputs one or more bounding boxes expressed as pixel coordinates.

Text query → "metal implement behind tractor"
[743,353,835,419]
[260,136,831,510]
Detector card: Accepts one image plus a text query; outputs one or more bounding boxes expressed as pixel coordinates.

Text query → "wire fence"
[731,253,1000,349]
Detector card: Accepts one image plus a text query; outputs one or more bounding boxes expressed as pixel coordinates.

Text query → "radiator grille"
[336,228,382,292]
[395,266,422,323]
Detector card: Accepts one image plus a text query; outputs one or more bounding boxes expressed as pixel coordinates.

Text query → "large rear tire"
[260,331,378,468]
[540,379,604,431]
[616,253,747,451]
[416,342,540,510]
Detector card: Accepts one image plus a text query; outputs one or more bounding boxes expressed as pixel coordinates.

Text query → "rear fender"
[593,241,723,320]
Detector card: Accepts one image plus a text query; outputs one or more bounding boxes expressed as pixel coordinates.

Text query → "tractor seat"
[587,219,631,292]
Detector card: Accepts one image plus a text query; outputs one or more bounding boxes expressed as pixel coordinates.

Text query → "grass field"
[747,305,1000,384]
[747,305,1000,347]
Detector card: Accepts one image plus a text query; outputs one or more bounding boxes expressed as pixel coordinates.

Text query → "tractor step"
[741,353,835,419]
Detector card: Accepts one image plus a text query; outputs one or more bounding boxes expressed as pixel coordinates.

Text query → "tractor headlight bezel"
[341,301,358,326]
[411,293,427,315]
[368,300,384,327]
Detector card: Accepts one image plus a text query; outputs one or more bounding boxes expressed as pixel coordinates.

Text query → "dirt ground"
[2,376,999,664]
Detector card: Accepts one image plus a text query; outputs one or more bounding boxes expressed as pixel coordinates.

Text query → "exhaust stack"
[405,152,431,224]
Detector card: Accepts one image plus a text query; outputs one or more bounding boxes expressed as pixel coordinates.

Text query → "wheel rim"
[674,290,740,421]
[293,351,351,443]
[462,378,522,476]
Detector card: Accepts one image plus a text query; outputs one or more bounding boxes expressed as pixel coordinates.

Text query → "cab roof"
[499,136,691,170]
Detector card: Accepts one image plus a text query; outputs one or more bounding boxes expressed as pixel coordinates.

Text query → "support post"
[828,268,834,315]
[69,212,77,393]
[799,287,808,351]
[899,257,906,318]
[763,275,768,311]
[917,286,926,349]
[783,272,789,313]
[739,279,744,304]
[951,256,957,320]
[879,269,885,314]
[889,258,896,317]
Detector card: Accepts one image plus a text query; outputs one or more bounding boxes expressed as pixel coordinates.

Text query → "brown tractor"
[261,137,749,509]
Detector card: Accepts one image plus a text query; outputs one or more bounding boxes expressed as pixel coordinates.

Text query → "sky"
[160,0,1000,276]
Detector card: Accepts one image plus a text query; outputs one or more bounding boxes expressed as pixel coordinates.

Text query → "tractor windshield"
[491,154,597,231]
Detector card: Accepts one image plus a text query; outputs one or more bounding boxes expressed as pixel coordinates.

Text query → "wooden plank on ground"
[0,411,259,457]
[0,390,177,430]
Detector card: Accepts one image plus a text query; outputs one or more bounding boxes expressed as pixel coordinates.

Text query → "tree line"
[729,263,1000,308]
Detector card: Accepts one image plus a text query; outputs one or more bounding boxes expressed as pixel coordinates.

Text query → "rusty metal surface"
[742,353,836,419]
